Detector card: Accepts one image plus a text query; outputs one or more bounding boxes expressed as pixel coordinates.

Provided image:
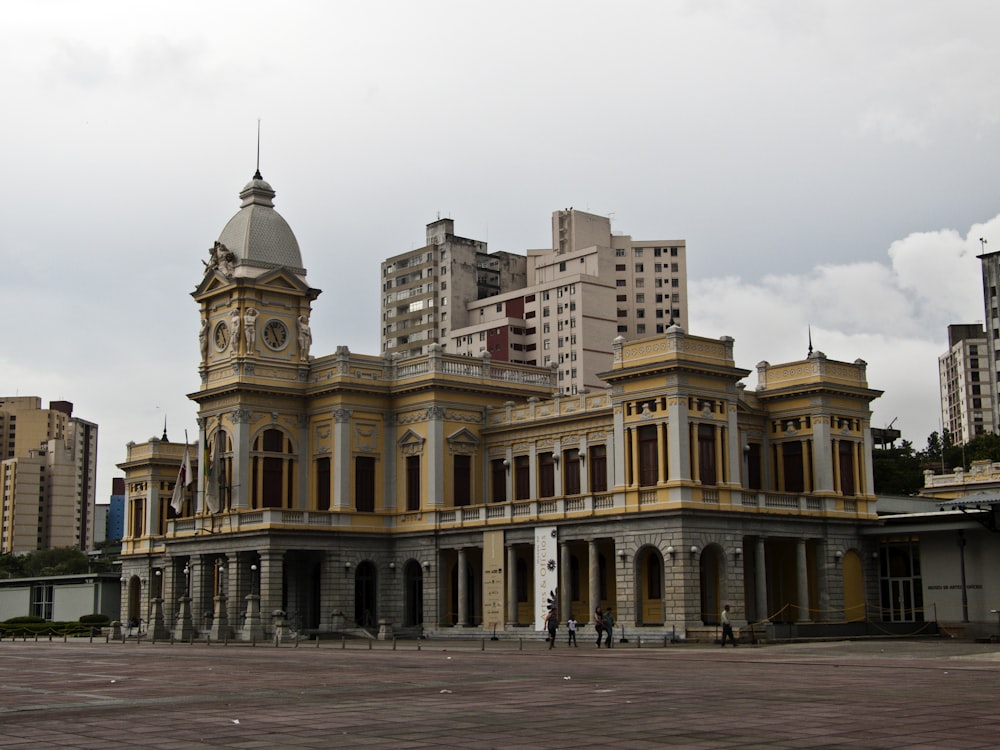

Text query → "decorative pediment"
[398,428,425,456]
[447,428,479,455]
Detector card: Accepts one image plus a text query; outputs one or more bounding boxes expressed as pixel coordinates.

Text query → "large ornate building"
[117,171,884,641]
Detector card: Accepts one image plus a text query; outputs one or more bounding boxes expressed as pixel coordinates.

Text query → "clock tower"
[191,171,321,512]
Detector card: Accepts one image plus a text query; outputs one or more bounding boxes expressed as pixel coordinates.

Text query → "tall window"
[356,456,375,512]
[563,450,581,495]
[781,442,805,493]
[406,455,421,511]
[514,456,530,500]
[838,441,856,496]
[638,426,658,486]
[538,452,555,497]
[491,459,507,503]
[252,428,294,509]
[697,424,717,486]
[31,584,53,620]
[879,540,924,622]
[453,454,471,506]
[316,457,331,511]
[589,445,607,492]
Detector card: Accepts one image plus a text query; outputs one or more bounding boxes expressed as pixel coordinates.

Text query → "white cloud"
[692,214,998,448]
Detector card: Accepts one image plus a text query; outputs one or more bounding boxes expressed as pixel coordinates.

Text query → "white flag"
[204,431,221,514]
[170,445,193,514]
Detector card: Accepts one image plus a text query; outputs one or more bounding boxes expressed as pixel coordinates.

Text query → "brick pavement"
[0,637,997,749]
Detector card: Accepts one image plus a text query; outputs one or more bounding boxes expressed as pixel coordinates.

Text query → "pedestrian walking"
[545,608,558,648]
[567,616,578,646]
[593,606,604,647]
[602,607,614,648]
[720,604,738,647]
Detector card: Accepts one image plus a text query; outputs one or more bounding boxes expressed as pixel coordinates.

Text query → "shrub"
[79,614,111,625]
[4,616,45,624]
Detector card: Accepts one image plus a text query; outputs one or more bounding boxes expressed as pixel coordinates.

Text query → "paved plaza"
[0,636,997,749]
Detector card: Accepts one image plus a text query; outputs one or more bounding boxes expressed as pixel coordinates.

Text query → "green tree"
[872,440,923,495]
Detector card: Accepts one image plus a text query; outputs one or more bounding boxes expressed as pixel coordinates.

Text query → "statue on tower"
[230,309,241,354]
[244,307,258,354]
[297,315,312,361]
[203,241,236,278]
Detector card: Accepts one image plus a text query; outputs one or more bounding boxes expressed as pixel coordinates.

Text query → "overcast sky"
[3,1,999,499]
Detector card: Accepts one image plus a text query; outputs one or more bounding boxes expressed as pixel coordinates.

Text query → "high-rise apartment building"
[380,218,528,360]
[938,324,992,443]
[381,209,688,394]
[0,397,97,553]
[977,245,1000,433]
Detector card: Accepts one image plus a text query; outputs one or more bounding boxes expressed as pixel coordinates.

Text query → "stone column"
[231,408,251,509]
[667,396,690,481]
[560,541,571,623]
[588,539,600,612]
[656,423,666,484]
[333,408,352,509]
[457,548,468,627]
[690,423,701,483]
[755,537,768,622]
[796,538,810,622]
[427,406,445,507]
[259,549,283,624]
[241,556,264,642]
[210,557,232,641]
[506,545,518,625]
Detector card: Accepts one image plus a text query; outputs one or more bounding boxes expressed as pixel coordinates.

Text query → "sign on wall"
[482,529,504,633]
[535,525,558,630]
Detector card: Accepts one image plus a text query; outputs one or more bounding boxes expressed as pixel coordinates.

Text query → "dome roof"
[216,171,305,277]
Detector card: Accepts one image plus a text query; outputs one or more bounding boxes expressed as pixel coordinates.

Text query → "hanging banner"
[535,525,558,630]
[482,530,504,634]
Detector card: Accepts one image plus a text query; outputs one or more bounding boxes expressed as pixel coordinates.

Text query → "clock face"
[262,319,289,350]
[213,321,229,350]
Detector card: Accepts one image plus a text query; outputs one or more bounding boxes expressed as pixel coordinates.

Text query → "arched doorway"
[127,576,142,627]
[699,544,724,624]
[403,560,423,627]
[842,550,864,621]
[637,547,665,625]
[354,561,377,629]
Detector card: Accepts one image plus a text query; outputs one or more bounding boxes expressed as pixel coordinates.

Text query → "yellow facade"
[117,172,885,641]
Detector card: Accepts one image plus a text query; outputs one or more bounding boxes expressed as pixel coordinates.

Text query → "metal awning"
[937,494,1000,509]
[938,494,1000,532]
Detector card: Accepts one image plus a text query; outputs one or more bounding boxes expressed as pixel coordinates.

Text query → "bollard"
[316,636,320,649]
[663,635,667,648]
[519,638,523,651]
[637,636,641,649]
[481,639,485,651]
[368,640,372,650]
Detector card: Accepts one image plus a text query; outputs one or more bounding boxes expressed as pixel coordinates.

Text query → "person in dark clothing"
[545,608,558,648]
[593,607,604,647]
[602,608,614,648]
[721,604,738,647]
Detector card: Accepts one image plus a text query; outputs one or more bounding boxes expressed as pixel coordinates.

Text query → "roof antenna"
[807,325,814,356]
[254,119,262,180]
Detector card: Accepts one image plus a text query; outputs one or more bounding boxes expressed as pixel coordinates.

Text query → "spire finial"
[253,119,262,180]
[162,415,168,442]
[807,325,814,356]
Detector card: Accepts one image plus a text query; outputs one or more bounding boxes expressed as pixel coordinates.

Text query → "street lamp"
[250,563,258,596]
